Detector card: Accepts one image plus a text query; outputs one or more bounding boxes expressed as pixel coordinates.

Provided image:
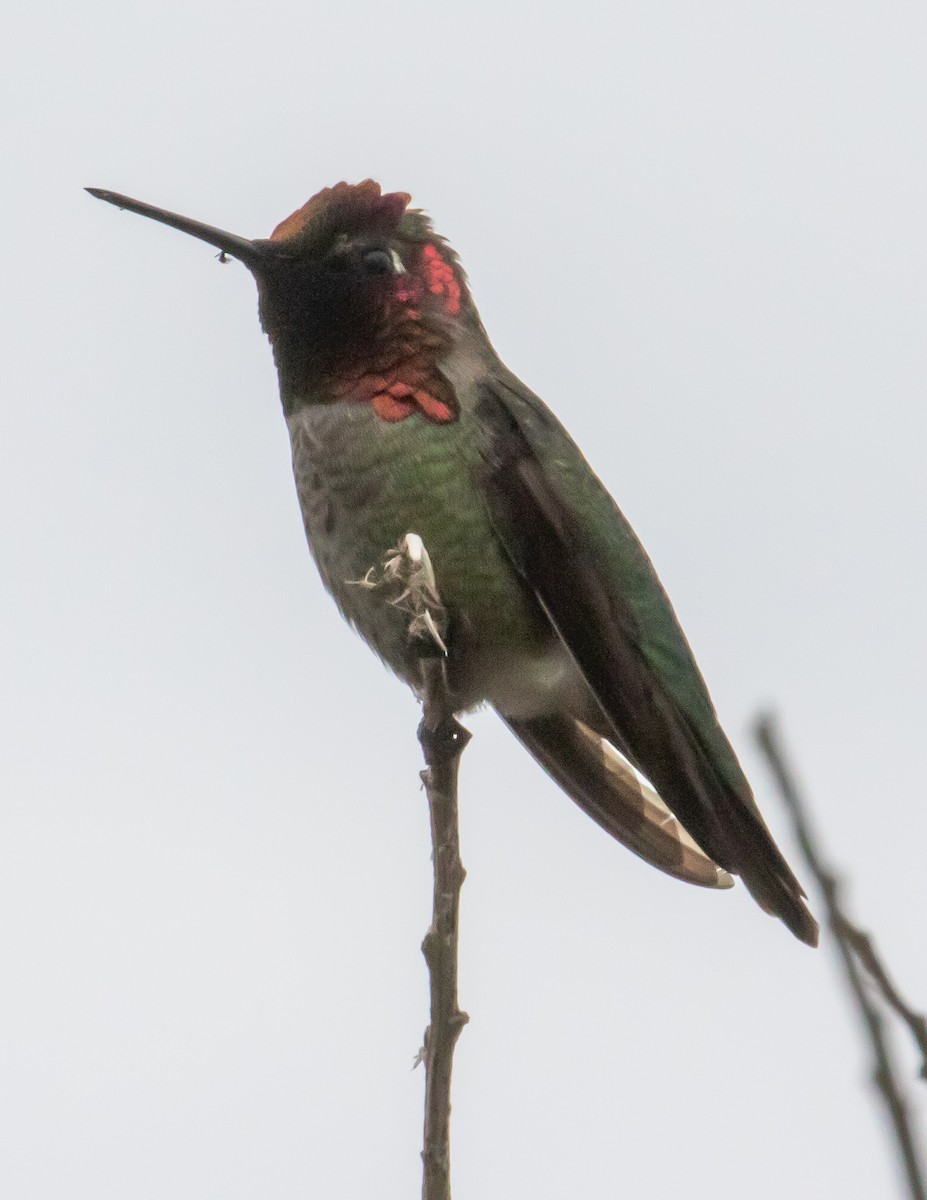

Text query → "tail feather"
[504,712,733,891]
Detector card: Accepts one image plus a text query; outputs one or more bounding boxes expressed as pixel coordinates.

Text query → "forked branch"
[755,714,927,1200]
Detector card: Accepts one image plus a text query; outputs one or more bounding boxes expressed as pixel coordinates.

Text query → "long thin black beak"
[86,188,286,272]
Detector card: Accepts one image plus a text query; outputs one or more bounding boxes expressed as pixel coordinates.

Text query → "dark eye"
[361,247,395,276]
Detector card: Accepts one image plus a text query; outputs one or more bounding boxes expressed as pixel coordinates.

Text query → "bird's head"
[88,181,471,416]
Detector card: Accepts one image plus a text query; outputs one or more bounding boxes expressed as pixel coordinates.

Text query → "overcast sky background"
[2,2,927,1197]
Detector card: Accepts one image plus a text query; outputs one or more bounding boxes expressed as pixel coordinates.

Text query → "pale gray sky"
[3,2,927,1196]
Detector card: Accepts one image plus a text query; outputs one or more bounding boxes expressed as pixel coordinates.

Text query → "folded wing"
[474,381,818,946]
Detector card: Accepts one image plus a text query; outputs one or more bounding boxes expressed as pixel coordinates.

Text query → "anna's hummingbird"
[88,180,817,946]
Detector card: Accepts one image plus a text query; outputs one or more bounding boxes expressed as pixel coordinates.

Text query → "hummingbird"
[88,180,818,946]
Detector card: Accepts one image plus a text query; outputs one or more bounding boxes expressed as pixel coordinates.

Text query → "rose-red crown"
[269,180,411,246]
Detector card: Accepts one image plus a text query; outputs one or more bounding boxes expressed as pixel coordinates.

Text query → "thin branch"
[838,923,927,1082]
[755,713,927,1200]
[382,534,470,1200]
[418,653,470,1200]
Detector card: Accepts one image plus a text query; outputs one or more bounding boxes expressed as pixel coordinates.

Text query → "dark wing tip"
[780,895,820,947]
[743,872,819,946]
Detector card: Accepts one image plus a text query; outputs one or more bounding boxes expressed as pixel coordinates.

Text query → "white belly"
[473,640,592,719]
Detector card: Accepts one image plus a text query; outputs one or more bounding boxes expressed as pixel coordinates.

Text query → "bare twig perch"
[382,535,470,1200]
[755,714,927,1200]
[418,654,470,1200]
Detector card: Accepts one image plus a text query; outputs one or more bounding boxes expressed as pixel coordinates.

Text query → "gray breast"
[286,402,426,681]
